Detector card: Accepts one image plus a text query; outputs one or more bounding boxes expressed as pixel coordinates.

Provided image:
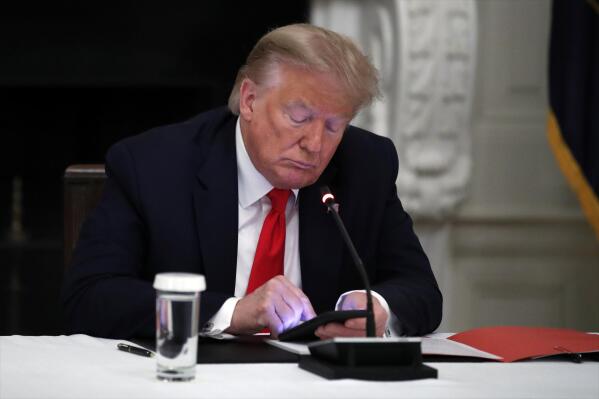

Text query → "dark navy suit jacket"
[62,107,442,339]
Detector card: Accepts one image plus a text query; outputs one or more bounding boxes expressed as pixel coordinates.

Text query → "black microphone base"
[299,356,437,381]
[298,338,437,381]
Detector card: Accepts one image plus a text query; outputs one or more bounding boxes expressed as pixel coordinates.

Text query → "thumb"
[340,292,366,310]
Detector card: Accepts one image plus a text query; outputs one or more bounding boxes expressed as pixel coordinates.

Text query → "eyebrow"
[285,101,352,122]
[285,102,312,112]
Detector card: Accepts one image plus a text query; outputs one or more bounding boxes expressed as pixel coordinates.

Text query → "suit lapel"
[298,163,345,313]
[193,117,238,296]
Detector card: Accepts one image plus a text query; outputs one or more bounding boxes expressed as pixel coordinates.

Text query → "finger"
[260,306,284,337]
[279,287,305,323]
[346,316,387,336]
[271,294,299,330]
[276,276,316,320]
[252,289,285,332]
[315,326,337,340]
[344,310,387,329]
[315,327,332,340]
[341,294,389,335]
[276,276,310,306]
[344,317,367,330]
[300,305,317,321]
[258,278,298,328]
[300,300,317,321]
[316,322,366,338]
[270,281,310,328]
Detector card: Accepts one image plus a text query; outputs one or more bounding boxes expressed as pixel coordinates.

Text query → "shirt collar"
[236,118,298,209]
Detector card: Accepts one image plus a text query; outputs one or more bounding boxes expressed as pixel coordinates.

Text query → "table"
[1,335,597,398]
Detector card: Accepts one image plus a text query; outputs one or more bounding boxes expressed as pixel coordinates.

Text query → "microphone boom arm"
[322,188,376,338]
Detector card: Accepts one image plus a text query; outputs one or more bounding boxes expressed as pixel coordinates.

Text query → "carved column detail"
[312,0,477,218]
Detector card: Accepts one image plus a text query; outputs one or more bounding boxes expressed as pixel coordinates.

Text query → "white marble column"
[312,0,477,331]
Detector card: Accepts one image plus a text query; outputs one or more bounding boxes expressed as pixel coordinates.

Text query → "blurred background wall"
[314,0,599,332]
[1,0,597,335]
[444,0,598,332]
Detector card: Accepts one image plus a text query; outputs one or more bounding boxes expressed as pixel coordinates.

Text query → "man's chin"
[272,171,319,190]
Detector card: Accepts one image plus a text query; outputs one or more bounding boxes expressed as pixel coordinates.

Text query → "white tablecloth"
[1,335,597,399]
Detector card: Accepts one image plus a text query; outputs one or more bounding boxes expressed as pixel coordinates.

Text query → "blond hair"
[227,23,380,115]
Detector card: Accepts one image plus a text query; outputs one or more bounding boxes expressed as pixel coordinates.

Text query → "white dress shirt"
[204,118,396,336]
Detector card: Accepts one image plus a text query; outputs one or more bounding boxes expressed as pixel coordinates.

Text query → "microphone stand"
[321,191,375,338]
[297,187,437,381]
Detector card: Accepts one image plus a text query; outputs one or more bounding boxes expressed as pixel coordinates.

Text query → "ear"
[239,78,257,122]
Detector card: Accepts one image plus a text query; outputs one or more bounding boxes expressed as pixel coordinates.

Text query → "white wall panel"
[313,0,599,332]
[430,0,598,331]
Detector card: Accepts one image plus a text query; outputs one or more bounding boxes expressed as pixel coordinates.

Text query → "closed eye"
[325,120,345,133]
[284,103,313,125]
[289,114,310,124]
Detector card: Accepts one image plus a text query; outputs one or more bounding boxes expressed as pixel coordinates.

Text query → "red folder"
[448,326,599,362]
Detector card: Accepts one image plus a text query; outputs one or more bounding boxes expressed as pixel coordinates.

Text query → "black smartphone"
[278,309,368,341]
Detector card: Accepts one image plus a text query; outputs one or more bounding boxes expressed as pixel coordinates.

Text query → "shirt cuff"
[201,297,240,336]
[335,290,401,337]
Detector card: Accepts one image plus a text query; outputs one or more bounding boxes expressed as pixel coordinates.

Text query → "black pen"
[553,346,583,363]
[117,343,155,358]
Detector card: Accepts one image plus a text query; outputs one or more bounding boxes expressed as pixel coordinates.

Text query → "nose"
[299,121,325,153]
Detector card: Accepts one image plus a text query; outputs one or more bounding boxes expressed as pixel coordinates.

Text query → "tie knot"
[267,188,291,213]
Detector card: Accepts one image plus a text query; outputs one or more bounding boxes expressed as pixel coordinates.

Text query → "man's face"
[238,64,355,189]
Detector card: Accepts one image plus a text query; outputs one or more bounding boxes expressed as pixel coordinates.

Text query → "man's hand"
[315,292,388,339]
[226,275,316,338]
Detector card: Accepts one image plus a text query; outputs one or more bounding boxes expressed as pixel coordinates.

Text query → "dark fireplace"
[0,1,309,335]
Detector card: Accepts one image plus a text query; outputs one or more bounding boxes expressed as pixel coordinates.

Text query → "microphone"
[296,186,437,381]
[320,186,375,338]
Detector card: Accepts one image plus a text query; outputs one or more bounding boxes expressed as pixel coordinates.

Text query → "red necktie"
[246,188,291,295]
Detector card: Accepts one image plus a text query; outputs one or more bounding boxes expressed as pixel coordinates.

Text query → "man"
[62,23,442,339]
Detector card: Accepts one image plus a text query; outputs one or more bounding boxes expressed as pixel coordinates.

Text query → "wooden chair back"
[63,164,106,268]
